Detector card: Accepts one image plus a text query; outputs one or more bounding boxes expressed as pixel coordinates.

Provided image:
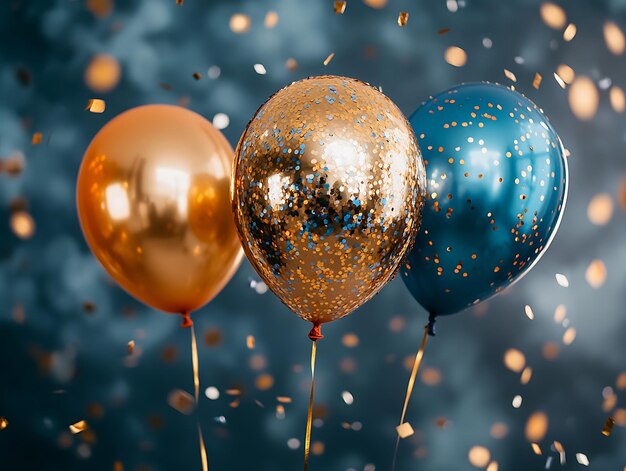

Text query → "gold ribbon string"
[303,339,318,471]
[190,323,209,471]
[391,326,430,471]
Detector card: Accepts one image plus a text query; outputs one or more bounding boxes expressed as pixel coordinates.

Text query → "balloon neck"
[308,323,324,341]
[181,312,193,329]
[426,313,437,337]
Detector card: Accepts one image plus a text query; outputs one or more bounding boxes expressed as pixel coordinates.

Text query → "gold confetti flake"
[0,417,8,430]
[86,99,106,113]
[524,305,534,320]
[533,73,542,89]
[556,64,575,84]
[167,389,195,415]
[503,349,526,373]
[421,367,442,385]
[230,13,251,34]
[323,52,335,66]
[490,423,508,439]
[192,72,202,80]
[10,211,35,239]
[604,21,625,55]
[69,420,88,434]
[503,69,517,82]
[363,0,387,8]
[246,335,255,349]
[542,342,560,360]
[342,333,359,348]
[225,389,241,396]
[562,327,576,345]
[540,3,567,30]
[616,372,626,389]
[512,395,523,408]
[576,453,590,466]
[585,259,607,288]
[553,441,565,464]
[554,72,567,89]
[444,46,467,67]
[397,11,409,27]
[531,443,542,455]
[32,132,42,145]
[468,446,491,468]
[610,86,626,113]
[276,396,292,404]
[554,304,567,323]
[85,55,121,93]
[255,374,274,391]
[615,409,626,425]
[127,340,135,354]
[396,422,414,439]
[587,193,613,225]
[486,462,498,471]
[264,11,279,28]
[521,367,533,385]
[285,58,298,71]
[602,416,615,436]
[568,76,599,120]
[438,28,451,35]
[311,441,325,455]
[555,273,569,287]
[563,23,577,41]
[525,412,548,442]
[334,1,347,14]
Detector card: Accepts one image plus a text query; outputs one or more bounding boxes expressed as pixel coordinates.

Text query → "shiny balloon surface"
[233,76,426,325]
[77,105,243,315]
[402,83,568,316]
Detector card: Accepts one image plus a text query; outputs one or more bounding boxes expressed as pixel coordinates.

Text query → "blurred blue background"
[1,0,626,470]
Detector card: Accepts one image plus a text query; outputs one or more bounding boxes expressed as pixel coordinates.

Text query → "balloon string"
[189,323,209,471]
[391,325,430,471]
[303,339,318,471]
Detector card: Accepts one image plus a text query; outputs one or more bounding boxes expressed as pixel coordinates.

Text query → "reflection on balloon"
[401,82,568,322]
[77,104,243,322]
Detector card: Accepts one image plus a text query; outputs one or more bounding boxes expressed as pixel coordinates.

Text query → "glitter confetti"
[521,367,533,385]
[556,64,575,85]
[287,438,301,449]
[543,342,560,360]
[342,333,359,348]
[602,416,615,436]
[585,260,607,288]
[230,13,251,33]
[576,453,590,466]
[568,76,599,120]
[205,387,219,400]
[85,99,105,113]
[277,396,292,404]
[212,113,229,130]
[444,46,467,67]
[512,395,523,408]
[207,66,220,79]
[468,446,491,468]
[397,11,409,27]
[85,55,120,93]
[531,443,542,455]
[562,327,576,345]
[246,335,255,349]
[438,28,451,35]
[192,72,201,80]
[285,58,298,71]
[524,305,535,320]
[334,1,346,14]
[0,417,8,430]
[323,52,335,66]
[540,3,567,30]
[604,21,625,55]
[610,86,625,113]
[10,211,35,239]
[421,367,442,386]
[533,73,542,89]
[363,0,387,8]
[486,462,498,471]
[254,63,267,75]
[563,23,577,41]
[554,304,566,322]
[526,412,548,442]
[127,340,135,354]
[553,441,565,465]
[504,349,526,373]
[32,132,42,145]
[396,422,414,439]
[264,11,279,28]
[553,73,566,89]
[341,391,354,405]
[503,69,517,82]
[490,423,508,439]
[168,390,195,415]
[555,273,569,287]
[69,420,88,434]
[587,193,613,225]
[255,374,274,391]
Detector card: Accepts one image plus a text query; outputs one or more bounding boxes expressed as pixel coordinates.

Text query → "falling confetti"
[504,349,526,373]
[524,305,535,320]
[334,1,347,14]
[212,113,230,130]
[69,420,88,434]
[512,395,523,408]
[468,446,491,468]
[397,11,409,27]
[127,340,135,354]
[503,69,517,82]
[568,76,599,120]
[521,367,533,385]
[205,387,219,400]
[604,21,625,55]
[85,55,121,93]
[246,335,255,349]
[554,72,567,89]
[230,13,251,33]
[602,416,615,436]
[585,260,607,288]
[264,11,279,28]
[10,211,35,239]
[341,391,354,405]
[168,390,195,415]
[444,46,467,67]
[533,73,542,89]
[540,3,567,30]
[363,0,387,8]
[555,273,569,287]
[587,193,614,225]
[85,99,106,113]
[0,417,7,430]
[610,86,625,113]
[396,422,414,438]
[341,333,359,348]
[490,423,508,439]
[32,132,42,145]
[575,453,590,466]
[563,23,577,41]
[323,52,335,66]
[254,63,267,75]
[525,412,548,441]
[285,58,298,71]
[531,443,542,455]
[562,327,576,345]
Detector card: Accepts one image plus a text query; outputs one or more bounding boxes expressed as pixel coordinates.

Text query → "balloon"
[232,76,426,329]
[77,105,243,322]
[401,83,568,321]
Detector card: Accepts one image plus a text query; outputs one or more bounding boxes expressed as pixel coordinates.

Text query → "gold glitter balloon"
[232,76,426,327]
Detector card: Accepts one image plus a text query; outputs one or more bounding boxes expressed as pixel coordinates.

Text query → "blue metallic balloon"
[401,83,568,324]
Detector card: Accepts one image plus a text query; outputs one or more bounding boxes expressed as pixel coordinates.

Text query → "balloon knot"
[308,323,324,341]
[181,312,193,329]
[426,313,437,337]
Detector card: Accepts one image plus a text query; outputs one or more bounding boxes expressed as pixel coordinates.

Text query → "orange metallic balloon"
[77,105,243,321]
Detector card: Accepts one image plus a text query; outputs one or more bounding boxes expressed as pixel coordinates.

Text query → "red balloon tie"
[307,323,324,341]
[181,311,193,329]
